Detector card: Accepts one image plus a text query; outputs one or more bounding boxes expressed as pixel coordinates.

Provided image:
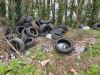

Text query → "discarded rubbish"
[93,23,100,30]
[74,41,87,55]
[82,26,90,30]
[57,43,67,49]
[55,38,73,54]
[40,59,51,66]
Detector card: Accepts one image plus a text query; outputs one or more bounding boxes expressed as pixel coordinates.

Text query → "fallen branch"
[2,34,33,64]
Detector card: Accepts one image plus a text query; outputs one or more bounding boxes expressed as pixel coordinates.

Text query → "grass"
[0,30,100,75]
[82,30,100,38]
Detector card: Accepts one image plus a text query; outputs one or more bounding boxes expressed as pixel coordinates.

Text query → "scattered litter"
[42,44,53,52]
[83,38,96,45]
[40,59,51,66]
[74,41,86,55]
[82,26,90,30]
[57,43,67,49]
[49,72,55,75]
[70,68,78,75]
[46,34,52,39]
[25,51,31,56]
[10,54,16,59]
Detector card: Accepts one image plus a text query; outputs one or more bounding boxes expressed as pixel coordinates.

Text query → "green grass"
[0,59,46,75]
[78,64,100,75]
[0,30,100,75]
[82,30,100,38]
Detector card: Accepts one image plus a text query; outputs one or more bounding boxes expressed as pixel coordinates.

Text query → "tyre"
[51,33,62,40]
[48,23,54,29]
[57,25,68,31]
[24,23,32,27]
[35,19,42,27]
[32,21,40,30]
[16,16,26,26]
[40,24,53,36]
[40,19,53,24]
[55,38,73,54]
[25,37,35,49]
[10,38,25,52]
[21,29,30,42]
[16,26,25,34]
[25,16,32,23]
[26,26,39,37]
[50,28,65,36]
[93,23,100,30]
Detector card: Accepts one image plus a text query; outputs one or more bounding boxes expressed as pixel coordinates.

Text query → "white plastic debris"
[82,26,90,30]
[0,55,3,58]
[58,43,67,49]
[46,34,52,39]
[40,59,51,66]
[74,41,86,54]
[0,59,3,62]
[10,54,15,59]
[70,68,78,75]
[25,51,31,56]
[42,44,53,52]
[49,72,55,75]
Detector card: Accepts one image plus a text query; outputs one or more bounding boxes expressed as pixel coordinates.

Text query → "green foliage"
[0,63,8,74]
[82,30,100,38]
[15,0,22,23]
[28,48,44,60]
[0,59,46,75]
[79,64,99,75]
[32,48,44,60]
[83,44,100,57]
[0,0,6,17]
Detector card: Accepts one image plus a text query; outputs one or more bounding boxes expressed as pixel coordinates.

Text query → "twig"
[2,34,33,64]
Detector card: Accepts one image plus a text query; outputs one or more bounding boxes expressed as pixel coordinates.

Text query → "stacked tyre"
[10,16,39,52]
[32,19,54,36]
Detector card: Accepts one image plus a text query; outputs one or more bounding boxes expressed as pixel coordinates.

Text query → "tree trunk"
[0,0,6,17]
[15,0,22,23]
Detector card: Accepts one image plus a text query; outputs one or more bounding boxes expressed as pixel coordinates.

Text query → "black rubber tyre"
[24,23,32,27]
[93,23,100,30]
[57,25,68,31]
[10,38,25,52]
[17,16,26,25]
[16,26,25,34]
[35,19,42,27]
[32,21,40,30]
[40,19,53,24]
[21,29,30,42]
[48,23,54,29]
[40,24,53,36]
[51,33,62,40]
[26,26,39,37]
[25,37,35,49]
[25,16,32,23]
[50,28,65,36]
[55,38,73,54]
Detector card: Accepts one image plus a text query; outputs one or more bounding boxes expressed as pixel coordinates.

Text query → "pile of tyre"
[7,16,74,54]
[7,16,54,52]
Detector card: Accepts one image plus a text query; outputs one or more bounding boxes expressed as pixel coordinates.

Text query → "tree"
[15,0,22,23]
[0,0,6,17]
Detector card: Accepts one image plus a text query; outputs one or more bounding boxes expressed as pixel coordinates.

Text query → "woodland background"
[0,0,100,27]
